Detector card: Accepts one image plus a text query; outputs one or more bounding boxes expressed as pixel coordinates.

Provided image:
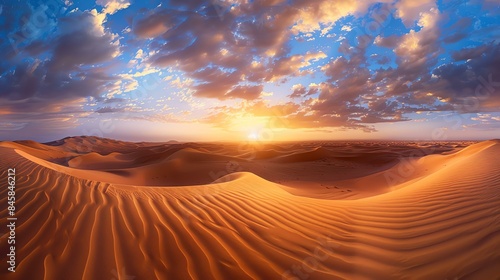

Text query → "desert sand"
[0,137,499,279]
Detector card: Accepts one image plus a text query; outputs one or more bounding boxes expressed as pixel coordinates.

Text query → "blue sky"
[0,0,499,142]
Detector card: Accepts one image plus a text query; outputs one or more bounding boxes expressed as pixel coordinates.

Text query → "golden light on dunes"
[2,137,499,279]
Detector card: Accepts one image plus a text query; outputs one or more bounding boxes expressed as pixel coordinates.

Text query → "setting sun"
[247,132,259,140]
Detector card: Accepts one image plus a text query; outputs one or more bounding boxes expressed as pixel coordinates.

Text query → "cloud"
[394,0,436,28]
[443,32,468,44]
[95,106,125,113]
[284,6,481,131]
[372,8,499,114]
[267,51,327,81]
[96,0,131,15]
[372,7,444,100]
[202,3,447,132]
[204,100,298,130]
[431,43,500,111]
[0,122,28,131]
[225,85,264,100]
[289,84,307,98]
[104,97,127,104]
[49,30,119,71]
[130,1,385,101]
[0,7,121,135]
[374,35,400,48]
[290,0,390,34]
[451,45,491,61]
[132,8,173,38]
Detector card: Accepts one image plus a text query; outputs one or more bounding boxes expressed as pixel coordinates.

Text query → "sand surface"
[0,137,499,279]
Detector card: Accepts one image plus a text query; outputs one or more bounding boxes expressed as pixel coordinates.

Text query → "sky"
[0,0,499,142]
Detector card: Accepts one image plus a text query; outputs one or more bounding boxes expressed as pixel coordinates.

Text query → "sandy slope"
[0,138,499,279]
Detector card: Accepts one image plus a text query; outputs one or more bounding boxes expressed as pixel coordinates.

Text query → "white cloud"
[341,25,353,32]
[96,0,130,15]
[394,0,436,28]
[291,0,392,34]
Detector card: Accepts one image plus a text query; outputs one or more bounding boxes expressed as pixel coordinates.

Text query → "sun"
[247,132,258,141]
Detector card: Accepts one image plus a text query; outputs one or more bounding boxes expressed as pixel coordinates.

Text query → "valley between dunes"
[0,137,499,279]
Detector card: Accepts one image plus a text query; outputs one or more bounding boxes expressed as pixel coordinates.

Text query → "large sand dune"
[0,137,499,279]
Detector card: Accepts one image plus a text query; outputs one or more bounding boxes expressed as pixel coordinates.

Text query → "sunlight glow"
[247,132,259,140]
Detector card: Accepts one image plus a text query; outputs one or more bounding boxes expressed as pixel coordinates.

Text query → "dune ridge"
[0,138,499,279]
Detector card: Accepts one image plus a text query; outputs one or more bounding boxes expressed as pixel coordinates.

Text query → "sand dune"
[272,147,334,163]
[0,138,499,279]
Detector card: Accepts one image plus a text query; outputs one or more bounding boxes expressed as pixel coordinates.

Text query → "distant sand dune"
[0,139,499,279]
